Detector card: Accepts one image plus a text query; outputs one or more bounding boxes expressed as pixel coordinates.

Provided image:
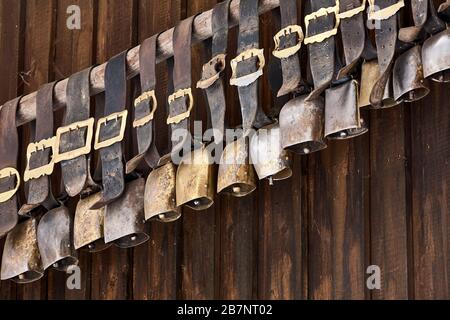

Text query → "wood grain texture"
[90,0,136,300]
[0,0,24,300]
[410,81,450,299]
[370,106,410,300]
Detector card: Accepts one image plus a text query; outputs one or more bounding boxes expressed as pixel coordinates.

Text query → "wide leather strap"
[337,0,366,78]
[369,0,401,108]
[231,0,271,133]
[20,82,59,215]
[126,35,160,173]
[272,0,302,97]
[305,0,338,100]
[91,52,128,209]
[197,0,230,144]
[60,68,98,197]
[0,98,20,238]
[168,17,195,158]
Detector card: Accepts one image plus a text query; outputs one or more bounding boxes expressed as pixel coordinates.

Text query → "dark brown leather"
[91,52,128,209]
[0,98,20,238]
[197,1,230,144]
[305,0,337,100]
[169,17,195,159]
[60,68,99,197]
[126,35,160,173]
[234,0,271,132]
[20,82,59,216]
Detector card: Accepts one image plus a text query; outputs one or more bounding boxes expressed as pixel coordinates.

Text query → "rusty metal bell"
[359,60,401,109]
[144,161,181,223]
[74,192,111,253]
[325,80,368,140]
[1,218,43,283]
[104,178,149,249]
[422,28,450,83]
[279,95,327,155]
[393,45,430,103]
[37,205,78,272]
[217,137,256,197]
[176,146,215,211]
[249,123,292,182]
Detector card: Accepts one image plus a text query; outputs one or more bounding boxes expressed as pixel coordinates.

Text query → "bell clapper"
[53,263,59,268]
[269,176,274,186]
[19,274,25,280]
[233,186,241,194]
[88,243,95,250]
[130,235,137,242]
[303,147,311,155]
[340,131,347,138]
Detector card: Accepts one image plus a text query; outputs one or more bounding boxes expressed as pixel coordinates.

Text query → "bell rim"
[44,255,79,272]
[7,270,44,284]
[218,182,256,198]
[396,87,430,103]
[113,232,150,249]
[326,126,369,140]
[282,140,328,155]
[183,197,215,211]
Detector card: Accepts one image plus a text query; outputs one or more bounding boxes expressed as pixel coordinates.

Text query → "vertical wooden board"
[15,0,56,300]
[0,0,24,301]
[308,137,368,300]
[410,82,450,299]
[370,106,409,299]
[256,10,306,300]
[90,0,136,300]
[178,0,218,300]
[47,0,96,300]
[132,0,182,300]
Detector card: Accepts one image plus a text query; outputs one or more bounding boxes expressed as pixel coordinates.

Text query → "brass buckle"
[53,118,95,163]
[0,167,20,203]
[94,110,128,150]
[167,88,194,125]
[133,90,157,128]
[338,0,366,19]
[368,0,404,20]
[230,48,265,87]
[24,137,56,182]
[273,25,304,59]
[197,54,226,89]
[304,2,341,45]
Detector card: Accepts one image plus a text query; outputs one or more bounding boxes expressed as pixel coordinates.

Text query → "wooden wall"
[0,0,449,300]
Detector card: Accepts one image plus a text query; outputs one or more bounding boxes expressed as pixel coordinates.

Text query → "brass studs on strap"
[0,167,20,203]
[230,48,265,87]
[167,88,194,125]
[273,25,304,59]
[133,90,157,128]
[304,1,341,45]
[368,0,404,20]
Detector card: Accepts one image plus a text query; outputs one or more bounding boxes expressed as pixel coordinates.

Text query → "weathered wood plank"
[16,0,57,300]
[308,136,369,299]
[0,0,24,300]
[370,106,409,300]
[131,0,183,301]
[90,0,136,300]
[410,81,450,299]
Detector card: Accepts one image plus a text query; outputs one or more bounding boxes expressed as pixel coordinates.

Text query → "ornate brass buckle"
[94,110,128,150]
[0,167,20,203]
[167,88,194,125]
[230,48,265,87]
[133,90,157,128]
[304,2,341,45]
[338,0,366,19]
[53,118,95,163]
[24,137,56,182]
[197,54,226,89]
[368,0,404,20]
[273,25,304,59]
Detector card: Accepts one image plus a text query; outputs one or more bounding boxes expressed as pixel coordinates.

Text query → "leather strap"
[20,83,59,215]
[273,0,302,97]
[126,35,160,173]
[0,98,20,237]
[232,0,271,133]
[168,17,195,158]
[197,1,230,144]
[305,0,338,100]
[369,0,400,108]
[337,0,366,78]
[60,68,99,197]
[91,52,128,209]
